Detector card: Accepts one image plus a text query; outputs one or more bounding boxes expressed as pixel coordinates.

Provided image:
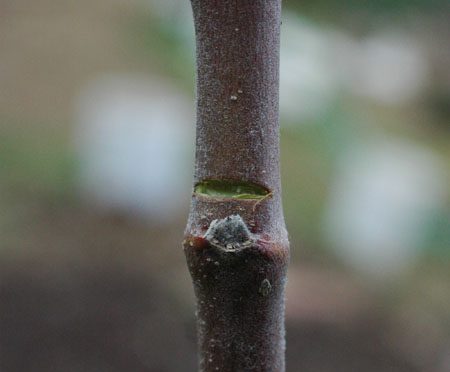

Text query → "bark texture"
[184,1,289,371]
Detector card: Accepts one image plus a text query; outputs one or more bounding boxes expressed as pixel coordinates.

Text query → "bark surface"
[184,1,289,371]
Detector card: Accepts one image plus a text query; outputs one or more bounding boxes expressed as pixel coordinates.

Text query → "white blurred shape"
[349,33,429,105]
[74,74,194,223]
[280,14,430,123]
[324,138,447,279]
[280,14,340,124]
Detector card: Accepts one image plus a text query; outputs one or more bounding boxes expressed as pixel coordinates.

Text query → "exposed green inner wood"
[194,180,270,200]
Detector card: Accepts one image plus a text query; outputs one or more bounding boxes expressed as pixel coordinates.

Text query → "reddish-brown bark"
[184,1,289,371]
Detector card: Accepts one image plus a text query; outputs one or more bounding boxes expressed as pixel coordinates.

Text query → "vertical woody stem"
[184,1,289,371]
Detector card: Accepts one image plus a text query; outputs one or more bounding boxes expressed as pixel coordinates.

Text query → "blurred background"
[0,0,449,371]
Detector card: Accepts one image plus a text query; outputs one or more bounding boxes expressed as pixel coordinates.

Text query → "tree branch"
[183,1,289,371]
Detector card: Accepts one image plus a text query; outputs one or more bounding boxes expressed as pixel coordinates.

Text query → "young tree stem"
[184,1,289,371]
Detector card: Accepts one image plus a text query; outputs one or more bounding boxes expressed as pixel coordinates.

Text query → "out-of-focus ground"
[0,0,449,371]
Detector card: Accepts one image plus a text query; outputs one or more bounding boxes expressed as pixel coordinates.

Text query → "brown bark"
[183,1,289,371]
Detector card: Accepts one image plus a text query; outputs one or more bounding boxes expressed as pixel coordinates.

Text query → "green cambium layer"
[194,180,270,200]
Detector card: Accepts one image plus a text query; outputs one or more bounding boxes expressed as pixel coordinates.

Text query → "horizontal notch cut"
[194,180,270,200]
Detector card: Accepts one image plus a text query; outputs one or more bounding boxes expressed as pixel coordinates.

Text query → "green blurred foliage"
[0,120,76,200]
[126,12,195,91]
[285,0,449,24]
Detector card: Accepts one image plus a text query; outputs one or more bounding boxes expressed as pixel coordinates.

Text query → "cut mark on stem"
[194,180,271,201]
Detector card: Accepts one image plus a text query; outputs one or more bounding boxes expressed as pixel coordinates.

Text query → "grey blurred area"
[0,0,449,371]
